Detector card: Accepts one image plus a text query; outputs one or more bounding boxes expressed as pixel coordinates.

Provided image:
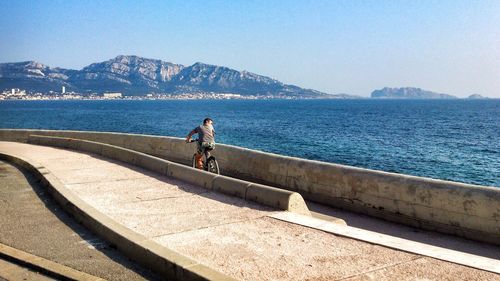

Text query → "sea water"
[0,99,498,187]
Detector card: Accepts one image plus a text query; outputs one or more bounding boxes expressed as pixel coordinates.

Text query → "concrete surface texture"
[0,159,161,280]
[307,202,500,261]
[0,242,106,281]
[0,257,56,281]
[0,141,498,281]
[0,259,57,281]
[0,129,498,245]
[0,254,58,281]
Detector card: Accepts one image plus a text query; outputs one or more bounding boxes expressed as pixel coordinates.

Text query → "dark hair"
[203,118,213,124]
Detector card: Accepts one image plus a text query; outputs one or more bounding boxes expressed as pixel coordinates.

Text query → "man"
[186,118,215,169]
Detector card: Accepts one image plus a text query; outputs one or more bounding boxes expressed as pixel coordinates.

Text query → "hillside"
[0,55,328,97]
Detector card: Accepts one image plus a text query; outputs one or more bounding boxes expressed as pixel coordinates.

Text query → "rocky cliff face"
[0,61,77,92]
[169,62,322,96]
[0,55,327,97]
[371,87,457,99]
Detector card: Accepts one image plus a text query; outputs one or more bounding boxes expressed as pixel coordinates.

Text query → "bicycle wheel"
[191,154,197,168]
[206,156,220,174]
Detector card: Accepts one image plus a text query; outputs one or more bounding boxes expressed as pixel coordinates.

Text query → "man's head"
[203,118,213,126]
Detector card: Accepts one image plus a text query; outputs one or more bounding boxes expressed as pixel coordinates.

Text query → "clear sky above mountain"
[0,0,499,97]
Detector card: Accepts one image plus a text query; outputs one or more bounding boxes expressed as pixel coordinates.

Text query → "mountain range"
[0,55,328,97]
[1,56,485,99]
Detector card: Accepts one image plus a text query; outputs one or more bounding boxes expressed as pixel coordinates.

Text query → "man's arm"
[185,129,197,143]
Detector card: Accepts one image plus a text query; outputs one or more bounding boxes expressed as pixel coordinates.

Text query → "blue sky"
[1,0,499,97]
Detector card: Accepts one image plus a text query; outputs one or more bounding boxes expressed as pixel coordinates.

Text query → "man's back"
[194,124,215,143]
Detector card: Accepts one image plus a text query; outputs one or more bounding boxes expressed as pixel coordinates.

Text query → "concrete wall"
[1,129,499,244]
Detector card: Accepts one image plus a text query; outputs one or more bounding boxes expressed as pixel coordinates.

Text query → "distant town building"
[62,86,66,94]
[9,88,25,96]
[103,92,122,98]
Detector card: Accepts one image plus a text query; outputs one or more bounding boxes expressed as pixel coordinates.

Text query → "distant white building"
[9,88,25,96]
[103,92,122,98]
[62,86,66,94]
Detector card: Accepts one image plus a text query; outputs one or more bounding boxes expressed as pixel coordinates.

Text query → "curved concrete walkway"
[0,159,160,281]
[0,141,498,281]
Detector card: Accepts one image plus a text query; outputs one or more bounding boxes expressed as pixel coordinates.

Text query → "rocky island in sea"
[467,94,489,99]
[371,87,458,99]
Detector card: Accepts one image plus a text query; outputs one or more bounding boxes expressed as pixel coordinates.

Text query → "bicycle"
[188,139,220,174]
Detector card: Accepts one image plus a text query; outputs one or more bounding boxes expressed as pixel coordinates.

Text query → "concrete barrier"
[212,176,250,199]
[246,183,310,216]
[2,129,499,245]
[26,134,308,215]
[166,162,216,190]
[134,153,169,175]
